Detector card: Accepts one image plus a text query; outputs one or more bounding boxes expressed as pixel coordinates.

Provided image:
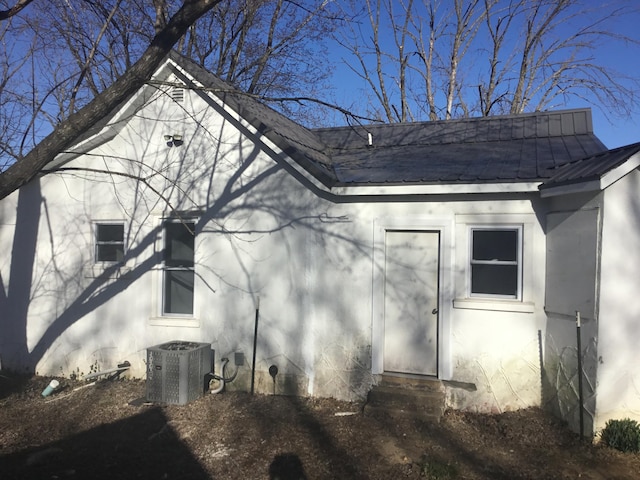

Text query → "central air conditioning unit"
[146,341,212,405]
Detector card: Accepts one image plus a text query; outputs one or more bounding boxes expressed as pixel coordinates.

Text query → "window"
[163,220,195,315]
[470,227,521,298]
[95,223,124,262]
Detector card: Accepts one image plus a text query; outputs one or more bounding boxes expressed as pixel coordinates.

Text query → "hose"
[209,357,238,394]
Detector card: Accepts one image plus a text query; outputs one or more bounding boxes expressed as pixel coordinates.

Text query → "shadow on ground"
[3,377,640,480]
[0,406,210,479]
[0,373,32,400]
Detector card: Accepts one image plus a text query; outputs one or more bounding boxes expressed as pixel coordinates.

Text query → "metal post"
[250,296,260,395]
[576,311,584,439]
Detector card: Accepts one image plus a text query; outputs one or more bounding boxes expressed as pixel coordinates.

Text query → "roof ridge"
[312,108,594,133]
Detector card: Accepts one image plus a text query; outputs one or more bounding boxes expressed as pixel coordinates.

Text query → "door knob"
[432,308,438,315]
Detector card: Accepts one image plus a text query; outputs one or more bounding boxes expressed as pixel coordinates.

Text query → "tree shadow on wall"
[0,82,370,388]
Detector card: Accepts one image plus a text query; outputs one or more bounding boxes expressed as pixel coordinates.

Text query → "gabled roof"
[173,51,607,189]
[167,51,338,186]
[169,52,608,190]
[539,142,640,197]
[56,51,626,196]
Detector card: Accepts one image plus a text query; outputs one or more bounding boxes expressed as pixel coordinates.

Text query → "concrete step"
[364,375,445,422]
[379,374,445,392]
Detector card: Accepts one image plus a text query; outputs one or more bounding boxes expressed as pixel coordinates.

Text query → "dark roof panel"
[168,51,612,188]
[541,142,640,190]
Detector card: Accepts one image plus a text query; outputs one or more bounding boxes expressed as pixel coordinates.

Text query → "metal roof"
[173,53,615,189]
[540,142,640,190]
[171,52,606,187]
[314,114,606,185]
[155,53,622,190]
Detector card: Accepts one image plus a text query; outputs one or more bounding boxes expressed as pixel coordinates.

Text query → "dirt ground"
[1,375,639,480]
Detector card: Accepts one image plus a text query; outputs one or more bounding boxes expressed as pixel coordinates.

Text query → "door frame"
[372,216,453,380]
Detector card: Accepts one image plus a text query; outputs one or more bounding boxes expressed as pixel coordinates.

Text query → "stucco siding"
[596,168,640,432]
[1,76,550,410]
[543,197,602,436]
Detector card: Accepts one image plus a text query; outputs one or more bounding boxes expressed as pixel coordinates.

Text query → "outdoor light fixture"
[164,134,184,147]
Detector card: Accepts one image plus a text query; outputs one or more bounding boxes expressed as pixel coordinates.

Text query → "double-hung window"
[470,227,522,299]
[163,220,195,315]
[95,223,124,263]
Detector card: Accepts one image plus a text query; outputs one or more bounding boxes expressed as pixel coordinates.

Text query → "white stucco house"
[1,51,639,437]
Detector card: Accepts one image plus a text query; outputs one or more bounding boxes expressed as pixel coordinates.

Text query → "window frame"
[94,222,125,264]
[161,219,196,317]
[468,225,523,300]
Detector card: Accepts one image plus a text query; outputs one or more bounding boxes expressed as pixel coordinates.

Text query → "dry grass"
[1,374,640,479]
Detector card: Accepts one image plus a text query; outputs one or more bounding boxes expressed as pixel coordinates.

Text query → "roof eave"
[167,53,338,184]
[46,58,178,171]
[331,181,542,196]
[600,151,640,189]
[539,179,602,198]
[540,149,640,198]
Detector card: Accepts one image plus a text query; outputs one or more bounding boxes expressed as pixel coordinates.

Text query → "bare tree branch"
[338,0,639,123]
[0,0,34,21]
[68,0,124,113]
[0,0,221,201]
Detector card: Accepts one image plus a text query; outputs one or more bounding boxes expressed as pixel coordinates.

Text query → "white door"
[384,230,440,376]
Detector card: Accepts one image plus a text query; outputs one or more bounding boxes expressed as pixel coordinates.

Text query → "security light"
[164,134,183,147]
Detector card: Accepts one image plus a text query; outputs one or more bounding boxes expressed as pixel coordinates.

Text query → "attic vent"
[171,85,185,103]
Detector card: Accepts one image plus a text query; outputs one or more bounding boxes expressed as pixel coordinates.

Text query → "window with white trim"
[470,227,522,299]
[162,220,195,315]
[95,223,124,263]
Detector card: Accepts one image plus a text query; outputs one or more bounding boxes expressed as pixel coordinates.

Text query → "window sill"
[453,298,535,313]
[148,317,200,328]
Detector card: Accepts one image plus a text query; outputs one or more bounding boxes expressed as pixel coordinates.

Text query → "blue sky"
[586,9,639,149]
[593,113,639,149]
[570,4,639,148]
[325,0,639,150]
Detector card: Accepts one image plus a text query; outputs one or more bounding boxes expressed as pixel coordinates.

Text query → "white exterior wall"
[449,207,546,412]
[596,168,640,432]
[368,200,546,411]
[542,196,602,436]
[0,65,547,410]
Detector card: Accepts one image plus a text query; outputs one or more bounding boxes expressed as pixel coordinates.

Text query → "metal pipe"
[251,296,260,395]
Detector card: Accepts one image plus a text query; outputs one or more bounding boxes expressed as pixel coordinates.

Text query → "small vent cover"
[171,86,185,103]
[146,341,212,405]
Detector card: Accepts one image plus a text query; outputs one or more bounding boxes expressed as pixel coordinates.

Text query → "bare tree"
[407,0,441,121]
[335,0,417,123]
[0,0,34,21]
[443,0,483,119]
[337,0,485,121]
[336,0,639,122]
[478,0,513,116]
[0,0,221,201]
[175,0,339,122]
[506,0,637,115]
[0,0,340,180]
